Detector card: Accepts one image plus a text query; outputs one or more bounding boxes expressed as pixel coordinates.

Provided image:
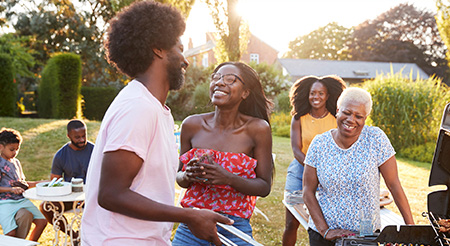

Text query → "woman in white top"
[303,87,414,245]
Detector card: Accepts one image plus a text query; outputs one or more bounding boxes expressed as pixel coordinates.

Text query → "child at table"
[0,128,47,241]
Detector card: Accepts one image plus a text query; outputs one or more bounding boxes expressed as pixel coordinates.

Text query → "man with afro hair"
[81,1,232,245]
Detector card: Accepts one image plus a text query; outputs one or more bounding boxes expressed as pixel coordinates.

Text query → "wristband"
[323,228,331,239]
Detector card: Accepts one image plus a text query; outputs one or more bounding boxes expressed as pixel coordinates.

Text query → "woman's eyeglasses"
[211,73,245,85]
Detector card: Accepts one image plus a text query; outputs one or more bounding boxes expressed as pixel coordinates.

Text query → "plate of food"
[36,178,72,196]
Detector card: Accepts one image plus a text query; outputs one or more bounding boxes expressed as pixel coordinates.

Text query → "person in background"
[81,1,232,245]
[0,128,47,241]
[303,87,414,245]
[39,119,93,242]
[283,75,346,246]
[173,61,274,245]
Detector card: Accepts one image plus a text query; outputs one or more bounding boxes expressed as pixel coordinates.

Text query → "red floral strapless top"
[180,148,257,219]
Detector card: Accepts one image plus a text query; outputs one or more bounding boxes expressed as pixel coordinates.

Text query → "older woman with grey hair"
[303,87,414,245]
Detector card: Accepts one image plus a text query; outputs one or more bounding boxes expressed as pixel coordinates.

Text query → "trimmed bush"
[364,71,450,152]
[38,53,82,119]
[81,86,119,120]
[271,112,291,137]
[0,54,16,116]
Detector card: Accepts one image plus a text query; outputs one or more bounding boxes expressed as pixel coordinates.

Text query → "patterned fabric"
[304,125,395,233]
[0,157,26,200]
[180,148,257,219]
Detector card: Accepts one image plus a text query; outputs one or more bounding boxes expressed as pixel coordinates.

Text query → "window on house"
[202,54,208,67]
[250,53,259,64]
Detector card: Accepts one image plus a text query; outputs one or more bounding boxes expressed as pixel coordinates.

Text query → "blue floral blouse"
[304,125,395,233]
[0,157,26,200]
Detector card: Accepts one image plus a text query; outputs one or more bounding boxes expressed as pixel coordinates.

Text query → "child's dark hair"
[0,128,23,145]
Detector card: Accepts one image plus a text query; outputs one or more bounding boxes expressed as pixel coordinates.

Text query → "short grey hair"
[337,87,372,116]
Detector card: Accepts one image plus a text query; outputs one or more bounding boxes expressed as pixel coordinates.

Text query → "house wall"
[241,35,278,65]
[187,50,217,68]
[185,33,278,67]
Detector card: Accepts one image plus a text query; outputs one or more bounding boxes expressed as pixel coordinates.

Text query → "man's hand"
[187,208,234,246]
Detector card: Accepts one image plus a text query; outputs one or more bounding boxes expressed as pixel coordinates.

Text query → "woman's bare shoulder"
[245,116,271,133]
[182,112,214,128]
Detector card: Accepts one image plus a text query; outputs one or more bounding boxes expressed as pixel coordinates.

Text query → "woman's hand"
[182,157,207,183]
[324,229,355,240]
[197,155,233,185]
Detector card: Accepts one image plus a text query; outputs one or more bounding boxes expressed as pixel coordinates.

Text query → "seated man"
[39,119,94,240]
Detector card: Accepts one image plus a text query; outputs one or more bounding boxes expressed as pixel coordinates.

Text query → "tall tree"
[347,3,448,80]
[436,0,450,78]
[283,22,353,60]
[205,0,248,62]
[2,0,196,88]
[0,34,36,85]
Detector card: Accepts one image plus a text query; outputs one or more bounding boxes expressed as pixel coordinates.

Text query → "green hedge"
[0,54,16,116]
[38,53,82,119]
[365,71,450,153]
[81,86,119,120]
[271,112,291,138]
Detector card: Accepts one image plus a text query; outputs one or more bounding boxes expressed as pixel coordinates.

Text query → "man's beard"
[167,52,185,91]
[71,140,86,149]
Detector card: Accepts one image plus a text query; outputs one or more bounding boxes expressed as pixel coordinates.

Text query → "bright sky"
[182,0,437,56]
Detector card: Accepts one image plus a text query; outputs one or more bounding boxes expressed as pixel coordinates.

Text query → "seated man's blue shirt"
[52,141,94,182]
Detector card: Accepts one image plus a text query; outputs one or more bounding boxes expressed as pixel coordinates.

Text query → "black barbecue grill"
[335,103,450,246]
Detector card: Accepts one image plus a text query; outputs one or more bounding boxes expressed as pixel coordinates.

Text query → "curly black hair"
[289,75,347,120]
[212,62,273,124]
[105,1,186,78]
[0,128,23,145]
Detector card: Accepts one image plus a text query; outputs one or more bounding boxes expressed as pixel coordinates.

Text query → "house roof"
[278,59,429,81]
[184,32,279,58]
[184,40,215,57]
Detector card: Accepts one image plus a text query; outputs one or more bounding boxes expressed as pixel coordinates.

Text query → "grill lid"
[428,103,450,216]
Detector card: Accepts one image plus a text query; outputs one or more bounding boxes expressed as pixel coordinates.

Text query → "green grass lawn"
[0,117,438,245]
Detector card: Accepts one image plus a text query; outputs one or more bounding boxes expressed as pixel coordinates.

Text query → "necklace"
[310,110,328,123]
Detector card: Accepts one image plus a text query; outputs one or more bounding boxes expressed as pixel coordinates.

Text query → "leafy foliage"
[283,22,353,60]
[38,53,82,119]
[436,0,450,79]
[270,112,291,138]
[364,70,450,152]
[81,86,119,120]
[167,65,214,120]
[0,33,36,82]
[3,0,195,89]
[205,0,248,62]
[248,62,290,99]
[347,3,448,81]
[191,82,215,115]
[274,90,290,113]
[0,54,16,116]
[398,142,436,164]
